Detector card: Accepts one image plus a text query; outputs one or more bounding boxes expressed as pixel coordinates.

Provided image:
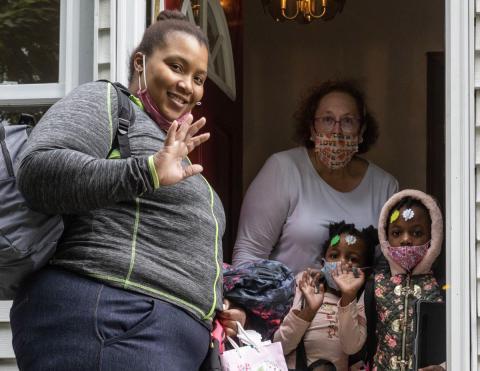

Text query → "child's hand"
[332,262,365,306]
[218,299,247,338]
[294,269,325,322]
[299,270,324,311]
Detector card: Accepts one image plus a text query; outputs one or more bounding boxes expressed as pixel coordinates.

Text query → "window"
[0,106,51,126]
[0,0,60,85]
[0,0,94,106]
[0,1,95,368]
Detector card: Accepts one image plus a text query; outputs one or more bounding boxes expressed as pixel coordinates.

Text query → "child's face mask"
[387,205,432,271]
[387,241,430,272]
[320,260,340,291]
[320,259,368,291]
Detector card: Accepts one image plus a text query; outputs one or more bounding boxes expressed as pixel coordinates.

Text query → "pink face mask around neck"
[136,54,191,131]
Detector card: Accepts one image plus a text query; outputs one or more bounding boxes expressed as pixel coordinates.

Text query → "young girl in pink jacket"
[274,221,377,370]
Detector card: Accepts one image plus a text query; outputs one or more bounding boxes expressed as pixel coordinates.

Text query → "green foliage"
[0,0,60,84]
[0,106,50,126]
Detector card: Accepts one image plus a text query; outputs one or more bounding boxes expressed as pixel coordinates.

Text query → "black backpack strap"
[346,278,374,367]
[0,124,13,177]
[363,276,378,366]
[113,82,134,158]
[98,80,135,159]
[295,338,308,371]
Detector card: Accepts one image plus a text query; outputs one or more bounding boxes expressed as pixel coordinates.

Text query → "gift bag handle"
[226,321,263,351]
[226,336,240,350]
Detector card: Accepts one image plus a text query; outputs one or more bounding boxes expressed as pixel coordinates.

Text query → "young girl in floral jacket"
[368,189,445,371]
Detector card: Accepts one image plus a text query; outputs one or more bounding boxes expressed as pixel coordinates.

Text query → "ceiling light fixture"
[261,0,346,23]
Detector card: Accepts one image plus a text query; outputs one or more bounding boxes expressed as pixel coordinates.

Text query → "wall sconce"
[262,0,346,23]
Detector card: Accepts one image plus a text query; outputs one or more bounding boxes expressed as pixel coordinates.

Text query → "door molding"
[181,0,237,100]
[445,0,475,368]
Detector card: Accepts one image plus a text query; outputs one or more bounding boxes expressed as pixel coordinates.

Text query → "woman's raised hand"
[153,115,210,186]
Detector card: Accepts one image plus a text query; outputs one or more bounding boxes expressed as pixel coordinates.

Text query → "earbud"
[196,101,202,106]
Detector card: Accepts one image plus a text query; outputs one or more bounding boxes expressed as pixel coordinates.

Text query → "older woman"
[233,80,398,274]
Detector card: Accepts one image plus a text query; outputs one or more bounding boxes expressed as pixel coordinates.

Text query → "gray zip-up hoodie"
[17,81,225,326]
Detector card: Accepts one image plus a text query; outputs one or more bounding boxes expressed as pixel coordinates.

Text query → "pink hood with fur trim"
[378,189,443,276]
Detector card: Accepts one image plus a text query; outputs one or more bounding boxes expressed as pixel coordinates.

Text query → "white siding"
[94,0,115,80]
[0,302,15,370]
[95,0,147,85]
[476,1,480,369]
[116,0,146,86]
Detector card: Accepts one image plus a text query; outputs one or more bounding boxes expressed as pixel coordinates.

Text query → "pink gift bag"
[220,322,288,371]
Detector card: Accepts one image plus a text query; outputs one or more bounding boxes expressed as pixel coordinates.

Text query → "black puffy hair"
[360,225,379,267]
[321,221,378,267]
[293,80,379,154]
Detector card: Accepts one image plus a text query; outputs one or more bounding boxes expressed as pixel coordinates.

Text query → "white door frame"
[445,0,475,369]
[117,0,477,367]
[116,0,146,86]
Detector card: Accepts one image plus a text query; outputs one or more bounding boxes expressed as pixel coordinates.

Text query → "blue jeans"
[10,267,210,371]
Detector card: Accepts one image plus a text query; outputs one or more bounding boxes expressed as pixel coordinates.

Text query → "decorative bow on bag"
[220,321,288,371]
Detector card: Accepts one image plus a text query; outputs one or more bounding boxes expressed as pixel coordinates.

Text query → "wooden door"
[426,51,445,289]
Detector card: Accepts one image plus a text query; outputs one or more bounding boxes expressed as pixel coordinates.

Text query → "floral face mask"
[387,241,431,272]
